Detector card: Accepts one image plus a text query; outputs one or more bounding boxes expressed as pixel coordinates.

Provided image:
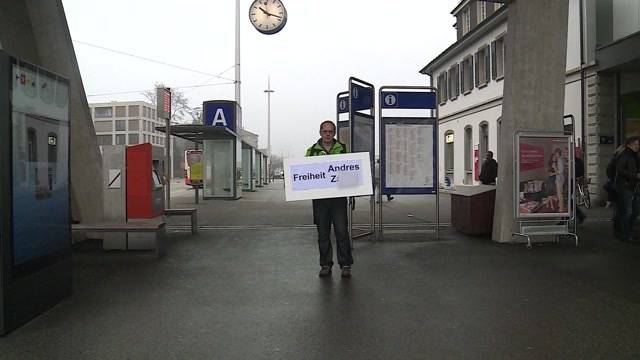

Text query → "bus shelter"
[157,124,242,200]
[241,142,257,192]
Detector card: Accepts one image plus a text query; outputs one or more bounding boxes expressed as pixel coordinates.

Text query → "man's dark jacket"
[479,158,498,185]
[615,147,639,191]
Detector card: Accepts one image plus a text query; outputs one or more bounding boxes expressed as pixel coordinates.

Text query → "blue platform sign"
[380,91,437,109]
[203,101,236,132]
[351,84,374,111]
[337,97,349,114]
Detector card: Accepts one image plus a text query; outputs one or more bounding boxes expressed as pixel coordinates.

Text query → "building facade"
[89,101,168,148]
[420,0,627,201]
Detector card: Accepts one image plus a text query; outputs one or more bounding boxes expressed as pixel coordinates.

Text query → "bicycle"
[576,177,591,209]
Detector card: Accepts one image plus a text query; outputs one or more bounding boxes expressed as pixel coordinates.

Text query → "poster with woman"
[516,133,573,219]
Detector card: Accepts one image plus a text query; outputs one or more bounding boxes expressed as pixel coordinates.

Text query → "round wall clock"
[249,0,288,35]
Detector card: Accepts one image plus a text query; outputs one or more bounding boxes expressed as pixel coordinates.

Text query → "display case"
[0,51,72,335]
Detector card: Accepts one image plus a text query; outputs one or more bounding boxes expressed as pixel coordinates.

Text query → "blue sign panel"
[337,97,349,114]
[351,84,374,111]
[203,101,236,132]
[380,91,437,109]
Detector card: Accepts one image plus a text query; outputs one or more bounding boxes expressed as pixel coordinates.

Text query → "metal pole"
[235,0,241,107]
[194,142,200,204]
[265,78,274,184]
[165,117,171,209]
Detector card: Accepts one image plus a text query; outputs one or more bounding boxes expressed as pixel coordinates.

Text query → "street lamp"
[264,78,274,183]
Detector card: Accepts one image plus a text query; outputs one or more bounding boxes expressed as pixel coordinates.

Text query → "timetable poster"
[385,123,434,188]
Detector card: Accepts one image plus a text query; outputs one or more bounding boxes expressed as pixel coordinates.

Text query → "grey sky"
[62,0,459,157]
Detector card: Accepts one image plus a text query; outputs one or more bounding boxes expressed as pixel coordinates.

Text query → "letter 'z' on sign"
[157,87,171,119]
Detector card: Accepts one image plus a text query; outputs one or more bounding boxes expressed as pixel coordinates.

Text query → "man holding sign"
[305,120,353,278]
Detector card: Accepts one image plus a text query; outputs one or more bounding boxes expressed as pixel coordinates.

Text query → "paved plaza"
[1,181,639,359]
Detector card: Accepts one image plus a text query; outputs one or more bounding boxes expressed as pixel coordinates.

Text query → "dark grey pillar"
[493,0,570,242]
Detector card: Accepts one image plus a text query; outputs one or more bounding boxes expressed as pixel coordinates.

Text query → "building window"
[115,106,126,117]
[437,72,448,105]
[94,121,112,132]
[143,107,149,118]
[492,35,505,80]
[97,135,112,146]
[475,45,491,87]
[448,64,460,100]
[94,106,113,118]
[128,134,139,144]
[444,131,455,182]
[479,122,489,162]
[461,55,474,94]
[151,109,156,120]
[478,1,487,23]
[461,8,471,35]
[129,105,140,117]
[464,126,473,184]
[128,119,139,131]
[116,134,126,145]
[115,120,126,131]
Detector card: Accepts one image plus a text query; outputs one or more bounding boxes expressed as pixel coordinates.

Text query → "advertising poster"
[516,134,572,219]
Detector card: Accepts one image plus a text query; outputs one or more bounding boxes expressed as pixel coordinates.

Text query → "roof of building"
[419,6,507,76]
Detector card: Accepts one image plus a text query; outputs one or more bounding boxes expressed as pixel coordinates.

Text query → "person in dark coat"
[615,136,640,242]
[575,154,586,224]
[479,151,498,185]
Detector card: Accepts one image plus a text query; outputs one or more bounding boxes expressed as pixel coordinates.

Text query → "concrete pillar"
[0,0,104,224]
[493,0,570,242]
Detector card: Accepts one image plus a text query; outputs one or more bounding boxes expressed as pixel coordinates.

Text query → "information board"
[381,118,437,194]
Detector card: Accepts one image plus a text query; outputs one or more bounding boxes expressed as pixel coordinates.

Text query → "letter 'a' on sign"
[212,108,228,127]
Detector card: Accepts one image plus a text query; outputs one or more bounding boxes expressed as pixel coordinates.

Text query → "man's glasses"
[321,130,335,133]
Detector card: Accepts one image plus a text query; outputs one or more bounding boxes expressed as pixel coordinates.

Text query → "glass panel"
[115,106,126,117]
[94,106,113,118]
[115,120,126,131]
[12,112,70,266]
[204,140,234,197]
[128,105,139,117]
[128,119,139,131]
[128,133,139,144]
[94,121,112,132]
[242,148,252,189]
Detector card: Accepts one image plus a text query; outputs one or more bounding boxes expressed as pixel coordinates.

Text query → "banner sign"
[203,101,236,132]
[380,91,437,109]
[284,152,373,201]
[337,96,349,114]
[515,133,573,219]
[157,87,171,119]
[351,83,374,111]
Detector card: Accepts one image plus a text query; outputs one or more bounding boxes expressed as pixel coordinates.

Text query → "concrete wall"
[493,0,570,243]
[0,0,104,223]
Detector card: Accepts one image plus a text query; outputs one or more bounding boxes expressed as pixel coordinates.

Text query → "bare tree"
[142,82,197,124]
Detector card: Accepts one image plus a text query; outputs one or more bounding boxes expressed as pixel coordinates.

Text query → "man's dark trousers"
[617,188,640,241]
[312,197,353,267]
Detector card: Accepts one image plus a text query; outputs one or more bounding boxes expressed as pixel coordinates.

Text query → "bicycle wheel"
[583,186,591,208]
[576,185,585,207]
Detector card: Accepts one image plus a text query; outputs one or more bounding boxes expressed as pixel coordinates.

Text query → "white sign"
[108,169,122,189]
[385,123,434,188]
[284,152,373,201]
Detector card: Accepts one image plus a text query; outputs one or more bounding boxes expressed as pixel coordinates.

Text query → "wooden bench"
[164,208,198,235]
[72,220,167,257]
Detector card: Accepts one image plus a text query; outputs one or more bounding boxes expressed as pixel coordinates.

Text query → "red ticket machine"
[126,144,164,219]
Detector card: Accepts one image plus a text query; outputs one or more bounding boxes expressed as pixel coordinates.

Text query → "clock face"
[249,0,287,35]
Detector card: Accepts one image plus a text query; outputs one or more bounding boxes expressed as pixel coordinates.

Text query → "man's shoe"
[341,266,352,278]
[318,266,332,277]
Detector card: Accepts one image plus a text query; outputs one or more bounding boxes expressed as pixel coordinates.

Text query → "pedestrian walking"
[614,137,640,242]
[305,120,353,278]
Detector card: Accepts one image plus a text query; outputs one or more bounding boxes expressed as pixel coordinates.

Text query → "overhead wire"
[73,40,236,82]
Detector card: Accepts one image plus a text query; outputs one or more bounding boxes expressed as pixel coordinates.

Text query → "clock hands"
[258,6,282,20]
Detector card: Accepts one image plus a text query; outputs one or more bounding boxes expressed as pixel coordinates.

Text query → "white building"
[89,101,169,148]
[420,1,584,187]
